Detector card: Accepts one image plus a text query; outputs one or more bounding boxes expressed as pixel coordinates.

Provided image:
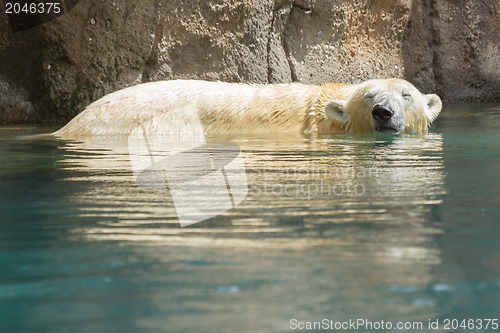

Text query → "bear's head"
[324,79,442,133]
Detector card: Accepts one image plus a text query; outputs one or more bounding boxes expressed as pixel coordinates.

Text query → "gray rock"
[0,0,498,123]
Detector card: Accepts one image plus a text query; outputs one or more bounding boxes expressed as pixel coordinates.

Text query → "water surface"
[1,104,500,332]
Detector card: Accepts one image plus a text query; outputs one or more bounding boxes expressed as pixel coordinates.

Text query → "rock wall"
[0,0,498,123]
[403,0,500,101]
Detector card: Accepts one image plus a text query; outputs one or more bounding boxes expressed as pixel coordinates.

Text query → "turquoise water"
[1,104,500,332]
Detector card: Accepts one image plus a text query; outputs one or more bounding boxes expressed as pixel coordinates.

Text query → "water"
[1,104,500,332]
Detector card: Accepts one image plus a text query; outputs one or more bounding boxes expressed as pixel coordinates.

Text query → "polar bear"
[53,78,441,137]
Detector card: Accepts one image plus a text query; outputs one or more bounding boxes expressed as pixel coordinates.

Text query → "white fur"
[54,79,441,137]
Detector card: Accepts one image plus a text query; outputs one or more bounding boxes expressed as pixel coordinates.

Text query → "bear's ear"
[425,94,442,122]
[325,101,348,125]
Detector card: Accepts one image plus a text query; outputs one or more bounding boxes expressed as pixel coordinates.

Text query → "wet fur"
[54,79,441,137]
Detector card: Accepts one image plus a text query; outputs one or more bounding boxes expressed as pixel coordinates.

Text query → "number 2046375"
[5,2,61,14]
[443,319,498,330]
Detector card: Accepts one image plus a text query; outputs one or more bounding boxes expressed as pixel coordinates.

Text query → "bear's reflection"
[57,132,446,320]
[60,132,445,253]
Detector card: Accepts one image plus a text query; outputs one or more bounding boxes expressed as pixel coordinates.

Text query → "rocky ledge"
[0,0,498,123]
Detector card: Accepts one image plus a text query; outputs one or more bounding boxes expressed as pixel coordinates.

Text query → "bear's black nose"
[372,105,394,122]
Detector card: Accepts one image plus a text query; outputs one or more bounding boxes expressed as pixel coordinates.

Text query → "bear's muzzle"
[372,104,404,133]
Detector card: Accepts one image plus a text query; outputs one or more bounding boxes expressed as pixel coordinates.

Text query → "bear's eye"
[364,92,374,100]
[402,92,412,100]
